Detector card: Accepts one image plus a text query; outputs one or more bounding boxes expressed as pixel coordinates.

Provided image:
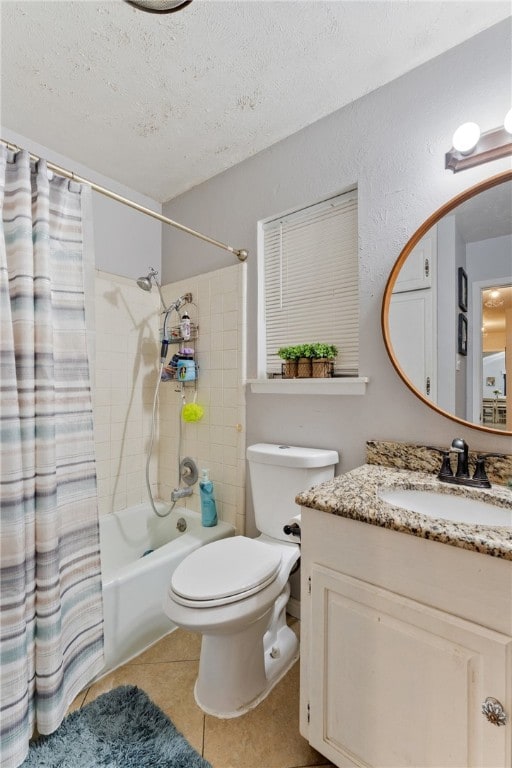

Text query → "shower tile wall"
[92,264,247,534]
[159,263,247,534]
[93,269,160,515]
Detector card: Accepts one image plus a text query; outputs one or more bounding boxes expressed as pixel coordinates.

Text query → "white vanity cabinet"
[299,507,512,768]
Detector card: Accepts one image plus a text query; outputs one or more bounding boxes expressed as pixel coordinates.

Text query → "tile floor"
[72,621,334,768]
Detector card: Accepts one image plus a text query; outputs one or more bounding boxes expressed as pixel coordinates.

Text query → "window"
[259,189,358,377]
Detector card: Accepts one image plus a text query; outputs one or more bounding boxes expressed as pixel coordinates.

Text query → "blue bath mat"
[23,685,211,767]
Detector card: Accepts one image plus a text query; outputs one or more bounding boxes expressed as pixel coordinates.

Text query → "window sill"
[247,377,369,395]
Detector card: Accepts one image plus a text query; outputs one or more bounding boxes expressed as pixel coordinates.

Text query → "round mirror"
[382,170,512,436]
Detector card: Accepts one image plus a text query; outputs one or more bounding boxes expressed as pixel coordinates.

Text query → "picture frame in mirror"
[458,312,468,356]
[458,267,468,312]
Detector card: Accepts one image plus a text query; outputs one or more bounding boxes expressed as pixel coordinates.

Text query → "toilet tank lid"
[247,443,339,468]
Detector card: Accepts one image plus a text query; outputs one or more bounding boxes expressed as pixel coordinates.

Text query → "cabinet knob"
[482,697,507,726]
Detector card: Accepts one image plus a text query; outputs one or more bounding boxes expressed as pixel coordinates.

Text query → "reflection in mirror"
[383,172,512,436]
[481,284,510,430]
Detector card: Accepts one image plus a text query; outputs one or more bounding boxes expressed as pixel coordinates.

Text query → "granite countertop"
[296,464,512,561]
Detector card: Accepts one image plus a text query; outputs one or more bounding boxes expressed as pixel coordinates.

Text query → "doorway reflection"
[481,285,510,430]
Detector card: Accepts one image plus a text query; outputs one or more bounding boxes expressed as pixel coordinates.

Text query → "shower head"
[168,293,192,312]
[136,268,167,309]
[136,269,192,315]
[136,275,153,292]
[137,268,159,290]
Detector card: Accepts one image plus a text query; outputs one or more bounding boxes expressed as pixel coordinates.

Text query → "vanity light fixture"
[452,122,481,154]
[124,0,192,13]
[505,108,512,134]
[445,109,512,172]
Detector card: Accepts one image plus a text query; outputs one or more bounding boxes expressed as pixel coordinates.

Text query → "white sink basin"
[378,488,512,527]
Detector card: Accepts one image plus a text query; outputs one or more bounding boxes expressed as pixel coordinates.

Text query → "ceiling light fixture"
[124,0,192,14]
[484,289,505,309]
[445,109,512,172]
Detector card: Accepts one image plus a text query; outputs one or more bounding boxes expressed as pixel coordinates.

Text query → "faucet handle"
[471,454,504,488]
[425,447,453,478]
[438,451,454,479]
[473,453,506,487]
[473,456,489,482]
[476,452,506,460]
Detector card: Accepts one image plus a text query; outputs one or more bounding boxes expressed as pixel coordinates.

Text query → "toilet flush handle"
[283,523,301,537]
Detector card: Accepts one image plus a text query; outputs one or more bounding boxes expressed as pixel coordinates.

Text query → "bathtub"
[98,501,235,677]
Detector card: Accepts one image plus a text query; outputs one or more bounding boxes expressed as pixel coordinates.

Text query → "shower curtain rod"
[1,139,249,262]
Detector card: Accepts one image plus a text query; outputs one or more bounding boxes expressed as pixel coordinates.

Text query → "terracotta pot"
[297,357,312,378]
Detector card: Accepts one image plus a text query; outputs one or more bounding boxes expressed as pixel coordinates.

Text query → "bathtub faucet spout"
[171,486,193,502]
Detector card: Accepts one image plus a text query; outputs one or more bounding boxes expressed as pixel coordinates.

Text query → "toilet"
[163,443,339,718]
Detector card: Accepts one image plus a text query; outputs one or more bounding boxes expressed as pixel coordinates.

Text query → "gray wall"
[467,234,512,282]
[162,21,512,492]
[0,127,162,279]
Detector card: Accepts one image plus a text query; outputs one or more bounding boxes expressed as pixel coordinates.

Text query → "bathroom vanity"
[298,457,512,768]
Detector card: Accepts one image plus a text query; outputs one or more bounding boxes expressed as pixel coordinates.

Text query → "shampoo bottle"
[180,312,191,340]
[199,469,218,527]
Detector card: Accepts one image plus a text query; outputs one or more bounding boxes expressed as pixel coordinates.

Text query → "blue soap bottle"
[199,469,218,527]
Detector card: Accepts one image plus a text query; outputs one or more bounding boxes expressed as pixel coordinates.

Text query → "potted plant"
[310,343,338,378]
[296,343,314,378]
[278,343,338,378]
[277,345,301,378]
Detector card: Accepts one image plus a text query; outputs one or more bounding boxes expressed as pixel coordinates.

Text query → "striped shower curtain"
[0,146,104,768]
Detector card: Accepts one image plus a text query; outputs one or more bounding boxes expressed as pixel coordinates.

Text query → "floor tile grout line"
[201,711,206,758]
[79,687,90,708]
[125,657,200,666]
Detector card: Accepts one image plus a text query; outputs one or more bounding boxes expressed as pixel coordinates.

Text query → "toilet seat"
[171,536,282,608]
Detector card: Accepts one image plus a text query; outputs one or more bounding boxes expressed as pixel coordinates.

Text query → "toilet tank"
[247,443,339,541]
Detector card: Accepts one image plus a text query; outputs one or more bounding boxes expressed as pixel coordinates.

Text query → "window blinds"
[262,190,358,376]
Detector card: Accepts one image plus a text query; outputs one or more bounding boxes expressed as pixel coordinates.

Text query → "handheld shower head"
[169,294,192,312]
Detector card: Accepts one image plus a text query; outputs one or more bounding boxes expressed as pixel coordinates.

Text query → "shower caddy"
[162,307,199,386]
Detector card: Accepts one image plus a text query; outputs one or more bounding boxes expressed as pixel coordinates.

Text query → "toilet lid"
[171,536,282,606]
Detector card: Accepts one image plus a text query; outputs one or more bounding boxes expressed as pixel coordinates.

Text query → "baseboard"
[287,596,301,620]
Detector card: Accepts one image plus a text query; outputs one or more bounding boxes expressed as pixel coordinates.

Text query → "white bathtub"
[98,502,235,676]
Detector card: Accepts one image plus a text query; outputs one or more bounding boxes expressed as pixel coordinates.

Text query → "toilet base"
[194,585,299,718]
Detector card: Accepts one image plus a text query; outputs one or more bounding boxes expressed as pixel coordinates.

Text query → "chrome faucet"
[171,486,193,501]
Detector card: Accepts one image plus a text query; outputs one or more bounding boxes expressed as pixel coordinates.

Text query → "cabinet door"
[388,289,436,400]
[308,566,512,768]
[393,228,435,293]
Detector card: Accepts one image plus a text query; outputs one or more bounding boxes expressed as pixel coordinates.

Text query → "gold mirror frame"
[382,169,512,436]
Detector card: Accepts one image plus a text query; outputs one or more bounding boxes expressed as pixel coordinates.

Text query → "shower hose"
[145,361,181,518]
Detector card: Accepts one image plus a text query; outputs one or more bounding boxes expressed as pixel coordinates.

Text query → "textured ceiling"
[1,1,510,202]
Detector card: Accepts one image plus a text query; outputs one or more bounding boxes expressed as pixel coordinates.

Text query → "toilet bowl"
[165,534,300,717]
[163,443,339,718]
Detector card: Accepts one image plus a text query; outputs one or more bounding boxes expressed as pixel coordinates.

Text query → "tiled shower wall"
[92,264,247,534]
[93,270,159,515]
[158,263,247,534]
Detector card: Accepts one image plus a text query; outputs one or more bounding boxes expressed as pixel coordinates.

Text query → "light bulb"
[452,122,481,154]
[504,108,512,135]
